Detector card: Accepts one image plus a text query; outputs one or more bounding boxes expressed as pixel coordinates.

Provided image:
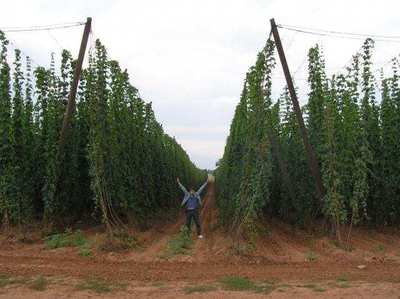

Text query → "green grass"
[76,278,127,294]
[301,283,326,292]
[337,281,351,288]
[184,284,218,294]
[97,230,140,252]
[313,285,326,292]
[44,229,87,249]
[162,226,193,258]
[305,250,318,262]
[0,274,11,288]
[29,276,48,291]
[219,276,275,293]
[219,276,256,291]
[0,273,30,288]
[336,275,348,282]
[77,278,112,293]
[375,244,385,252]
[79,246,93,257]
[151,281,166,287]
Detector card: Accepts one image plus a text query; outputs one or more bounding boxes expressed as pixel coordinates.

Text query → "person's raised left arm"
[196,180,208,195]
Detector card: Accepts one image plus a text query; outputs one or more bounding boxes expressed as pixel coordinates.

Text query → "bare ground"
[0,183,400,298]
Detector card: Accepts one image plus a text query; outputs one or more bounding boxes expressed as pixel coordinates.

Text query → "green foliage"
[79,246,93,257]
[217,33,400,236]
[305,250,318,262]
[0,274,30,288]
[162,226,193,257]
[76,278,127,293]
[216,40,275,235]
[29,276,48,291]
[44,229,87,249]
[76,278,112,293]
[218,276,274,293]
[219,276,257,291]
[184,284,218,294]
[0,31,203,229]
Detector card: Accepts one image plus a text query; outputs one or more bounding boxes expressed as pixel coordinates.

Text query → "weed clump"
[162,226,193,258]
[29,276,48,291]
[219,276,275,293]
[97,230,139,252]
[76,278,127,294]
[305,250,318,262]
[184,284,217,294]
[44,229,87,249]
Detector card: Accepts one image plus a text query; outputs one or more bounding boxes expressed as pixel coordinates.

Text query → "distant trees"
[216,36,400,238]
[0,31,204,230]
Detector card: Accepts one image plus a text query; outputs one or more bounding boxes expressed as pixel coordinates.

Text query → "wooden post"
[55,17,91,197]
[58,17,91,155]
[270,18,324,201]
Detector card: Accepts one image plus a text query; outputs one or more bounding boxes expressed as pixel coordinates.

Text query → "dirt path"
[0,182,400,298]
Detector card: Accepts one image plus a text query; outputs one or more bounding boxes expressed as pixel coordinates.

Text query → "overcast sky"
[1,0,399,169]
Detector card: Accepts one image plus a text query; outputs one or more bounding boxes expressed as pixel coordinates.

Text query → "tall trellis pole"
[56,17,92,194]
[270,18,325,202]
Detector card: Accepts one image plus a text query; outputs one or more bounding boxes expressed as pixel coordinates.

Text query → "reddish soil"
[1,182,400,298]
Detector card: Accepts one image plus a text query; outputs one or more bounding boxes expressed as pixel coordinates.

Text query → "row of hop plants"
[0,31,205,233]
[216,37,400,243]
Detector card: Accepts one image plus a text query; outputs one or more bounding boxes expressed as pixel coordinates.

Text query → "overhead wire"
[6,38,42,69]
[277,24,400,43]
[0,22,85,33]
[47,29,65,51]
[278,24,400,40]
[1,19,88,74]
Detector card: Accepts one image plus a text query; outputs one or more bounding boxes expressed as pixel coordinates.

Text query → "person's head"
[189,187,195,194]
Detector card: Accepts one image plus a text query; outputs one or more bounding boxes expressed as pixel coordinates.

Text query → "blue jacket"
[178,181,208,209]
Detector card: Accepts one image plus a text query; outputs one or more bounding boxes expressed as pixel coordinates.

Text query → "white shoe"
[198,235,203,239]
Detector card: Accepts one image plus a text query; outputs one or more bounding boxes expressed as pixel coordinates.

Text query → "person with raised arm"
[177,177,208,238]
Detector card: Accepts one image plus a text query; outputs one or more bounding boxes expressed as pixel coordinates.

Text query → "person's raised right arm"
[177,178,188,194]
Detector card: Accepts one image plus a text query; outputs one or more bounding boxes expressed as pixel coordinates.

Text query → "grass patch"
[44,229,87,249]
[337,281,351,288]
[79,246,93,257]
[29,276,48,291]
[305,250,318,262]
[184,284,217,294]
[0,274,12,288]
[219,276,256,291]
[162,226,193,258]
[76,278,127,294]
[313,285,326,292]
[0,274,30,288]
[0,274,11,288]
[301,283,326,292]
[336,275,348,282]
[375,244,385,252]
[77,278,111,293]
[152,281,166,287]
[232,242,255,255]
[219,276,275,293]
[97,230,139,252]
[301,283,317,289]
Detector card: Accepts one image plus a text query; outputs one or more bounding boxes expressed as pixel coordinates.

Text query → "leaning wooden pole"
[58,17,91,157]
[270,18,324,201]
[55,17,91,200]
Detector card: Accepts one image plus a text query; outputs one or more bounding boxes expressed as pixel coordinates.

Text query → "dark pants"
[186,209,201,235]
